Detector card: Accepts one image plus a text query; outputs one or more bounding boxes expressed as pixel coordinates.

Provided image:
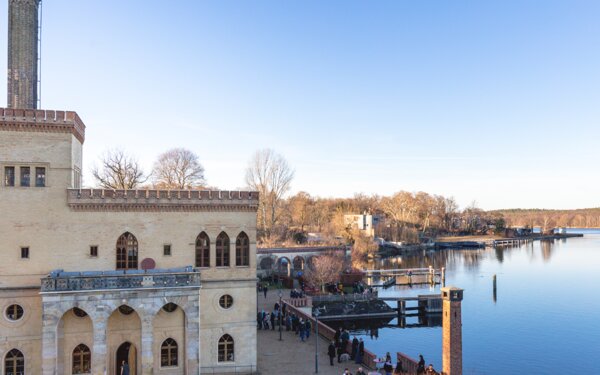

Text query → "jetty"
[363,266,445,286]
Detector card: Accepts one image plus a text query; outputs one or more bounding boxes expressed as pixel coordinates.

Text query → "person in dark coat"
[355,338,364,364]
[263,285,268,298]
[417,354,425,374]
[351,337,359,360]
[120,361,129,375]
[270,310,275,330]
[327,341,336,366]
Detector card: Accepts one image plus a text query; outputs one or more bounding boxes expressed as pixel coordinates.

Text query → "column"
[185,298,201,375]
[442,287,464,375]
[42,312,59,375]
[91,312,109,375]
[141,317,154,374]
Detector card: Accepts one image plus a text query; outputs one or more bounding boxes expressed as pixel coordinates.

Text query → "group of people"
[416,354,439,375]
[257,300,316,342]
[289,288,305,298]
[327,327,365,366]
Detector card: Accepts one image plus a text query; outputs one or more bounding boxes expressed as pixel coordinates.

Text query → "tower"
[442,286,463,375]
[7,0,40,109]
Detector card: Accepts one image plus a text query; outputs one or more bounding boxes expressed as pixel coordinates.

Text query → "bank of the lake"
[342,228,600,374]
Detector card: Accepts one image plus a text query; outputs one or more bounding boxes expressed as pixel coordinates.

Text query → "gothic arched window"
[160,338,178,367]
[4,349,24,375]
[195,232,210,267]
[235,232,249,266]
[216,232,230,267]
[218,334,234,362]
[72,344,91,374]
[116,232,138,270]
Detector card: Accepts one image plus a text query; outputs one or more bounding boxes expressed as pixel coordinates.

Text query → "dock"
[363,266,445,286]
[488,233,583,247]
[380,294,443,316]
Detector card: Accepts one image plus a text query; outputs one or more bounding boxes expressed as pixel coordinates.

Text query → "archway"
[292,256,305,270]
[259,256,274,270]
[115,342,137,375]
[275,257,291,273]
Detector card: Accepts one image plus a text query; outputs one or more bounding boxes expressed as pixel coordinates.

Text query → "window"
[73,308,88,318]
[73,168,81,189]
[116,232,138,270]
[21,247,29,259]
[235,232,250,266]
[4,166,15,186]
[216,232,230,267]
[72,344,91,374]
[163,244,171,256]
[35,167,46,187]
[162,303,178,313]
[118,305,134,315]
[160,338,178,367]
[20,166,30,187]
[195,232,210,267]
[5,304,24,321]
[219,294,233,309]
[4,348,24,375]
[218,334,234,362]
[90,246,98,257]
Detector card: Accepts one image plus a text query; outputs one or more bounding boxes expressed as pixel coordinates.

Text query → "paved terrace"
[257,288,381,375]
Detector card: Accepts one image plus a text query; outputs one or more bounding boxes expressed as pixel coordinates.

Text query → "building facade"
[0,108,259,374]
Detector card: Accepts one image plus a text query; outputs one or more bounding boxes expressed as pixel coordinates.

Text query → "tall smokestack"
[7,0,40,109]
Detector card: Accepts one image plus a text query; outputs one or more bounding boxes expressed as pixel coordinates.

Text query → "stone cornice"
[0,107,86,143]
[67,188,259,212]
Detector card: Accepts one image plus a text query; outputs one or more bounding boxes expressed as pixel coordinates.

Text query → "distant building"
[344,213,375,237]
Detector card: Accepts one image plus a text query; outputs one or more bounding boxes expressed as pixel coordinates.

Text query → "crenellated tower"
[7,0,40,109]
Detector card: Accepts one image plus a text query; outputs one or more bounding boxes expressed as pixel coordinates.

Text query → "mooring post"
[493,274,497,302]
[428,265,434,284]
[441,267,446,286]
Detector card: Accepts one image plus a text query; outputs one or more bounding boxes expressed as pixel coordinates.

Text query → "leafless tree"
[91,148,147,189]
[245,149,294,237]
[151,148,205,189]
[304,253,344,292]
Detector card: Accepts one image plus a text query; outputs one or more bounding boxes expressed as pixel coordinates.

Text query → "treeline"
[264,191,506,246]
[491,208,600,229]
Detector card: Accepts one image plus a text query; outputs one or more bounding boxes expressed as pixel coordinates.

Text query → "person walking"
[383,359,394,375]
[263,284,268,298]
[394,361,405,375]
[270,310,275,330]
[328,341,336,366]
[305,319,311,339]
[417,354,425,374]
[299,320,306,342]
[355,338,364,364]
[356,367,367,375]
[120,360,129,375]
[351,337,359,360]
[263,312,270,330]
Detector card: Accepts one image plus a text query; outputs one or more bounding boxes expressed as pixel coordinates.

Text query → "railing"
[311,291,378,303]
[282,300,379,370]
[283,297,312,307]
[198,365,257,374]
[41,268,201,293]
[396,352,419,374]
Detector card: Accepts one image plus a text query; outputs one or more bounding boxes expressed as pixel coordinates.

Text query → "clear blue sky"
[1,0,599,210]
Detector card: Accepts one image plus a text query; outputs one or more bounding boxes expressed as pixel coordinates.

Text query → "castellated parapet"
[0,107,86,143]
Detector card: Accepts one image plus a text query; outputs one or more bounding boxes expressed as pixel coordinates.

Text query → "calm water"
[351,229,600,374]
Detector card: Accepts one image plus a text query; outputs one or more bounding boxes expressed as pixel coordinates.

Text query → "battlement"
[67,188,259,212]
[0,107,86,143]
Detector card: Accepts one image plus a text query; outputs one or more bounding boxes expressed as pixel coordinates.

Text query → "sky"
[1,0,599,210]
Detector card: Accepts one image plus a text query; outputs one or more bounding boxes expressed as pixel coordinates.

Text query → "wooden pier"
[363,267,445,287]
[380,294,443,317]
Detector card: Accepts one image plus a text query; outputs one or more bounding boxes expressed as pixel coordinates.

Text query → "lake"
[348,229,600,374]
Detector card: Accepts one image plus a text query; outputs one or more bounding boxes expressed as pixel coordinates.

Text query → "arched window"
[160,338,178,367]
[4,349,24,375]
[116,232,138,270]
[216,232,230,267]
[72,344,91,374]
[235,232,249,266]
[195,232,210,268]
[218,334,234,362]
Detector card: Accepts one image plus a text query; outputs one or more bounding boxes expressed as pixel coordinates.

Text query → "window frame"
[5,304,24,321]
[4,348,24,375]
[235,232,250,267]
[20,247,29,259]
[163,244,172,256]
[4,166,15,187]
[19,166,30,187]
[116,232,138,270]
[72,344,91,374]
[160,338,178,368]
[90,245,98,257]
[218,334,234,362]
[216,232,230,267]
[195,232,210,268]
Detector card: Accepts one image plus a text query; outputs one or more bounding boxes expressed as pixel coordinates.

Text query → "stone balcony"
[66,188,259,212]
[40,266,201,293]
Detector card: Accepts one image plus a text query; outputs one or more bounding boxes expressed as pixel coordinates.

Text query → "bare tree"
[304,253,344,292]
[91,148,147,189]
[151,148,205,189]
[245,149,294,237]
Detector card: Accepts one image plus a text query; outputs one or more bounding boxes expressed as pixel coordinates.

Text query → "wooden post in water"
[428,265,434,285]
[441,267,446,287]
[493,274,497,303]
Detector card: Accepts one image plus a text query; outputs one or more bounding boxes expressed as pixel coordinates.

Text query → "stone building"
[1,2,259,375]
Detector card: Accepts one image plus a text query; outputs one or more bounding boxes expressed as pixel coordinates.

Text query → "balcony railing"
[41,267,201,293]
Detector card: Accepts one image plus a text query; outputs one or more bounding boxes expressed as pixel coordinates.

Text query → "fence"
[396,351,419,374]
[283,297,312,308]
[311,291,378,304]
[282,300,379,370]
